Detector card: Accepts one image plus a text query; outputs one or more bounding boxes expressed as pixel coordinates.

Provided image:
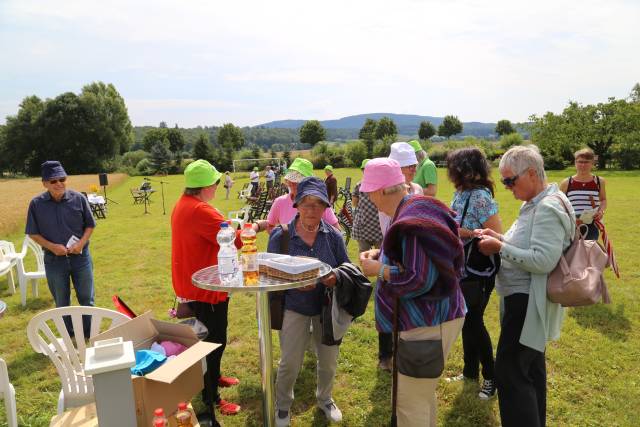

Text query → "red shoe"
[218,376,240,387]
[217,399,241,415]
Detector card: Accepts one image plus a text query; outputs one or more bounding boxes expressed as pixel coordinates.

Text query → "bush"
[543,153,566,170]
[500,133,524,150]
[122,150,149,168]
[344,140,367,167]
[611,140,640,170]
[427,146,449,163]
[136,158,154,175]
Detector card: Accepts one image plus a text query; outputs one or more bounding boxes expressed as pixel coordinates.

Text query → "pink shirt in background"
[267,194,339,228]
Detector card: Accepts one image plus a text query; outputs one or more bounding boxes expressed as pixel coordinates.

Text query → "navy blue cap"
[293,176,330,208]
[41,161,67,181]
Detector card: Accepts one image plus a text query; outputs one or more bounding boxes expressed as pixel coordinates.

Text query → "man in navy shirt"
[25,161,96,335]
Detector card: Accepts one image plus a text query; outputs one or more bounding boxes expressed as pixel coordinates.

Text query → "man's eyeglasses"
[49,177,67,184]
[298,203,326,211]
[501,173,520,188]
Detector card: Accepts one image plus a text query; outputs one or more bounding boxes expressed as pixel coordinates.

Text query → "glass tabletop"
[192,262,332,293]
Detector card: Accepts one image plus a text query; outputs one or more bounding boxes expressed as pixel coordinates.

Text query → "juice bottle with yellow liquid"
[241,223,259,285]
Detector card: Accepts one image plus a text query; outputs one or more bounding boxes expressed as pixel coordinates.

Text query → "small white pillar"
[84,337,137,427]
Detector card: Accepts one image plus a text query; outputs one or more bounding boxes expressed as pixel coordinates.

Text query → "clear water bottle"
[217,222,238,284]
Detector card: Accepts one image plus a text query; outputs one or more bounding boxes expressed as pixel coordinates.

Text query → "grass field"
[0,168,639,426]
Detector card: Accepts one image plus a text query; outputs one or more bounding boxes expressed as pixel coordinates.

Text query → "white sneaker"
[275,409,290,427]
[318,401,342,423]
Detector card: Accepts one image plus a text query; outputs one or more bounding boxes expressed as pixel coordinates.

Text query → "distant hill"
[257,113,498,138]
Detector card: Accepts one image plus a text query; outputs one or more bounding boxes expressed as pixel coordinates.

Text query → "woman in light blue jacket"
[476,145,575,427]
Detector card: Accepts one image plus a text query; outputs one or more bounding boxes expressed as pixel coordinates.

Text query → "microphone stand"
[143,177,169,215]
[102,185,118,204]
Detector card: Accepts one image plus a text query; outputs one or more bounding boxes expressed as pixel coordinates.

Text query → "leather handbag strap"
[280,224,289,254]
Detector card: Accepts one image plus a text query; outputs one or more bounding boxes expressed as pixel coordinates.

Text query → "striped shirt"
[566,176,601,215]
[375,236,467,333]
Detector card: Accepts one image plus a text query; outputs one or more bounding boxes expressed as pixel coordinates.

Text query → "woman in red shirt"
[172,159,255,417]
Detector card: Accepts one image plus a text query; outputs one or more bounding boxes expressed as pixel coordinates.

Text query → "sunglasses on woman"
[500,173,519,188]
[49,177,67,184]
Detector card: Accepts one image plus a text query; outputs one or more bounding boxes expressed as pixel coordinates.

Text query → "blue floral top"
[450,187,498,242]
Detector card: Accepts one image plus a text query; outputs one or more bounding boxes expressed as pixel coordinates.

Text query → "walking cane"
[391,296,400,427]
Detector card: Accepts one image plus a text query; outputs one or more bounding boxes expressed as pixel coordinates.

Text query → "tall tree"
[359,118,377,157]
[193,133,214,163]
[495,119,515,136]
[374,116,397,140]
[143,128,168,152]
[418,120,436,140]
[149,142,171,174]
[629,83,640,103]
[1,96,45,174]
[299,120,326,146]
[438,115,463,139]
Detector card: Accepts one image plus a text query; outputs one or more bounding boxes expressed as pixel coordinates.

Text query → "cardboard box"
[90,312,218,426]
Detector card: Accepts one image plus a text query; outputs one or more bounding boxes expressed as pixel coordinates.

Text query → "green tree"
[438,115,463,139]
[217,123,245,168]
[193,134,214,163]
[1,95,45,174]
[149,142,171,174]
[629,83,640,103]
[418,120,436,140]
[374,116,397,140]
[299,120,326,147]
[166,127,185,156]
[495,119,515,136]
[359,118,377,157]
[143,128,168,152]
[282,147,292,167]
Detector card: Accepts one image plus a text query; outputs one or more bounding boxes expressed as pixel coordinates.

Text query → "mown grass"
[0,168,639,426]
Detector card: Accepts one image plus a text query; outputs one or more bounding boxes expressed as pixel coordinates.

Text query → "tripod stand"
[143,177,169,215]
[102,185,118,204]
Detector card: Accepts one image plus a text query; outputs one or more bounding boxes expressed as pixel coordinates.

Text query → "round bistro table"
[192,261,332,427]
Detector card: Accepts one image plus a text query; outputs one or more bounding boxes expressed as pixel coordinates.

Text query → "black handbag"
[391,297,444,426]
[172,297,196,319]
[268,224,289,330]
[459,190,500,282]
[321,287,342,346]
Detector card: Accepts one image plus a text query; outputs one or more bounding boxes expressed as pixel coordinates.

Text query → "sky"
[1,0,639,128]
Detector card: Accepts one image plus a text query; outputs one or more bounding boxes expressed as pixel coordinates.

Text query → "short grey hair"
[382,183,406,195]
[499,145,546,181]
[415,150,427,163]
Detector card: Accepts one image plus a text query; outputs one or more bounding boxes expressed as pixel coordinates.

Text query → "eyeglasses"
[298,203,326,211]
[49,177,67,184]
[501,173,520,188]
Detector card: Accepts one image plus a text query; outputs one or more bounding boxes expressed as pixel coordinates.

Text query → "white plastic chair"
[0,358,18,427]
[27,306,130,414]
[0,241,20,294]
[16,236,46,307]
[229,206,251,229]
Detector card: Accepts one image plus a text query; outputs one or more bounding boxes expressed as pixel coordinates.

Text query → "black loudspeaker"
[99,173,109,186]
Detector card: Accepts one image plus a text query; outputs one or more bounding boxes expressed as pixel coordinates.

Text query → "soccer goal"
[232,157,287,173]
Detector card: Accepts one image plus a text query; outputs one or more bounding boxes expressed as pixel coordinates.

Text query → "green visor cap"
[408,140,423,152]
[324,165,333,171]
[185,159,222,188]
[288,158,314,177]
[360,159,370,169]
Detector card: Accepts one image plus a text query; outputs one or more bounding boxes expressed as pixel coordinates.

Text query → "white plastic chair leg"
[31,278,38,298]
[7,270,16,294]
[4,382,17,427]
[19,277,27,307]
[57,389,65,415]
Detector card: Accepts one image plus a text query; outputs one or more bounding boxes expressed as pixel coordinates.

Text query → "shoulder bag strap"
[280,224,289,254]
[459,191,473,228]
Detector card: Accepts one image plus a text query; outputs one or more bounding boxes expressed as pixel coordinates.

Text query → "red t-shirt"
[171,194,241,304]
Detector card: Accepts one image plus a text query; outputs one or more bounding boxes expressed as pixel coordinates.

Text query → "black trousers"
[460,278,495,380]
[495,293,546,427]
[191,299,229,405]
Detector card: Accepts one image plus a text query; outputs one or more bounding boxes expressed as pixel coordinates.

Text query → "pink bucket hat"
[360,158,405,193]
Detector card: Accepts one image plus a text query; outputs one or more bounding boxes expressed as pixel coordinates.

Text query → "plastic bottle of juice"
[217,222,238,285]
[175,402,193,427]
[241,223,259,285]
[152,407,167,426]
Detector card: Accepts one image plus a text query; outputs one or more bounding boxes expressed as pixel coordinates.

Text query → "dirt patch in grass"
[0,173,127,236]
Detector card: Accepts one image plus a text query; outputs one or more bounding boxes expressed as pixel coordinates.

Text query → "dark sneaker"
[479,379,497,400]
[377,357,392,371]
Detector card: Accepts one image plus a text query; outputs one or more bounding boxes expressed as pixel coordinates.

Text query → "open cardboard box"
[90,312,219,426]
